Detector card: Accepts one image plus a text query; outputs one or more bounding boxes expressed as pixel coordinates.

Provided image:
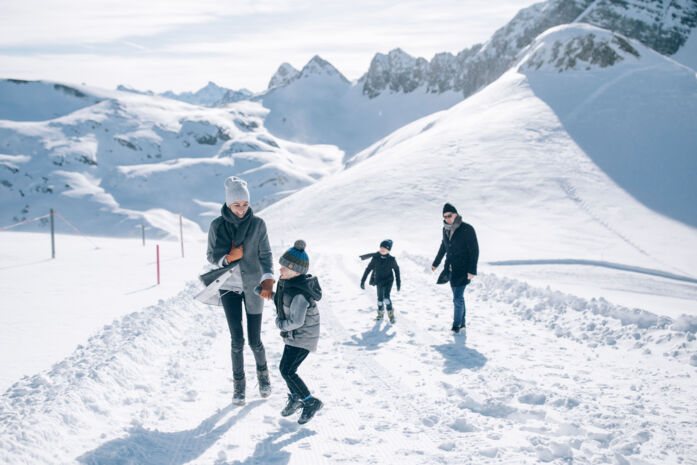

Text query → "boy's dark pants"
[376,281,393,311]
[279,345,311,398]
[221,290,268,381]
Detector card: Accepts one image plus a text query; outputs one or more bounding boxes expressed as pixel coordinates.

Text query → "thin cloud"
[1,0,536,92]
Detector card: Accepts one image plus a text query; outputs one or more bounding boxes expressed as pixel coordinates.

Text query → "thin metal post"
[50,208,55,259]
[156,244,160,285]
[141,223,145,246]
[179,214,184,258]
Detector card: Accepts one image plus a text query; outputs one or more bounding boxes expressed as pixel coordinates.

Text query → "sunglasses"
[443,213,455,219]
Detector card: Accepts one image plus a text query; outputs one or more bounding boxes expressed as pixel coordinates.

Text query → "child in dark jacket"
[360,239,401,323]
[274,240,324,425]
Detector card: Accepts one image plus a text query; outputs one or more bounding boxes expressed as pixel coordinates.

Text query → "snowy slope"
[0,80,342,237]
[268,24,697,304]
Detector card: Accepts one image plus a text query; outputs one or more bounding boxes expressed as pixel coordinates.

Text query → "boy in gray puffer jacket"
[274,240,324,424]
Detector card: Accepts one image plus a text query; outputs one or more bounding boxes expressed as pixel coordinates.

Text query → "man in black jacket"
[431,203,479,334]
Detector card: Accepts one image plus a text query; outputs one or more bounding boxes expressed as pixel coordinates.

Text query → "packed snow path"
[1,252,696,464]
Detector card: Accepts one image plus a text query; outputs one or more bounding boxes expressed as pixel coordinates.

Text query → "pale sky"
[0,0,535,93]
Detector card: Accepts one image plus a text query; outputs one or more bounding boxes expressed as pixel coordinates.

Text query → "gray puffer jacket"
[274,275,322,352]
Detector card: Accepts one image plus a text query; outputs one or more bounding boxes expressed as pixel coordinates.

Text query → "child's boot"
[298,396,323,424]
[387,301,394,323]
[376,303,384,320]
[281,393,303,417]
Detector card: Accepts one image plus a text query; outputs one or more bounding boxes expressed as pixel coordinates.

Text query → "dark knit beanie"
[280,240,309,274]
[443,203,458,215]
[380,239,393,251]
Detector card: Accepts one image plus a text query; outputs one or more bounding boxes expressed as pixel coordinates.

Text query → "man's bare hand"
[431,266,436,272]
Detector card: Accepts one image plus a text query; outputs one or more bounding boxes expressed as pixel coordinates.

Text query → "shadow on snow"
[344,320,396,350]
[432,342,487,374]
[77,401,263,465]
[218,419,316,465]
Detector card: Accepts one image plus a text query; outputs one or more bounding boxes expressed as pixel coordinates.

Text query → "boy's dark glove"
[360,282,365,290]
[280,330,289,338]
[397,284,401,292]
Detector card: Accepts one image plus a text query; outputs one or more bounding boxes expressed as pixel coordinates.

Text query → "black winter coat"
[432,216,479,287]
[361,254,401,289]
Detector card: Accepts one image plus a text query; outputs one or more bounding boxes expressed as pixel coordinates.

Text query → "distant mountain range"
[150,0,696,156]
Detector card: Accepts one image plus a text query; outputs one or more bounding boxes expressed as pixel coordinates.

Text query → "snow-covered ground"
[0,231,207,392]
[1,231,696,464]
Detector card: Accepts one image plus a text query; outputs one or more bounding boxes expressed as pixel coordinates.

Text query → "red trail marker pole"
[156,244,160,285]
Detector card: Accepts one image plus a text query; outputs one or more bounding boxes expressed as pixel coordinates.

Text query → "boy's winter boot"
[232,378,246,405]
[257,369,271,398]
[298,396,323,424]
[376,303,384,320]
[281,393,303,417]
[386,302,394,322]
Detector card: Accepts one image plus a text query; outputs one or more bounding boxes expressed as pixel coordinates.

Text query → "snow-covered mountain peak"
[267,63,300,89]
[361,48,429,98]
[577,0,697,61]
[160,82,252,108]
[298,55,349,83]
[520,24,641,72]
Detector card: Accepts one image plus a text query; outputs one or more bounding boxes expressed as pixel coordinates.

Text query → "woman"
[196,176,275,405]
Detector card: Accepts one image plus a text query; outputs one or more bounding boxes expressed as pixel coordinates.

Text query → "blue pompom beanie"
[280,240,309,274]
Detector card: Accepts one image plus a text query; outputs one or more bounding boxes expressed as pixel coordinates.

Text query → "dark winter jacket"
[274,274,322,352]
[432,216,479,287]
[200,204,273,313]
[361,254,401,289]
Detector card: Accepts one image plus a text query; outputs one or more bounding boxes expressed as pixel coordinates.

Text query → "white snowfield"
[0,238,695,465]
[1,23,697,465]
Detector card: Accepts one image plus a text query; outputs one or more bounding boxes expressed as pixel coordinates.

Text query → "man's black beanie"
[443,203,458,215]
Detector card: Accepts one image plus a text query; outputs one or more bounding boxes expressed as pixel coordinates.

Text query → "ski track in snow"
[1,253,696,464]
